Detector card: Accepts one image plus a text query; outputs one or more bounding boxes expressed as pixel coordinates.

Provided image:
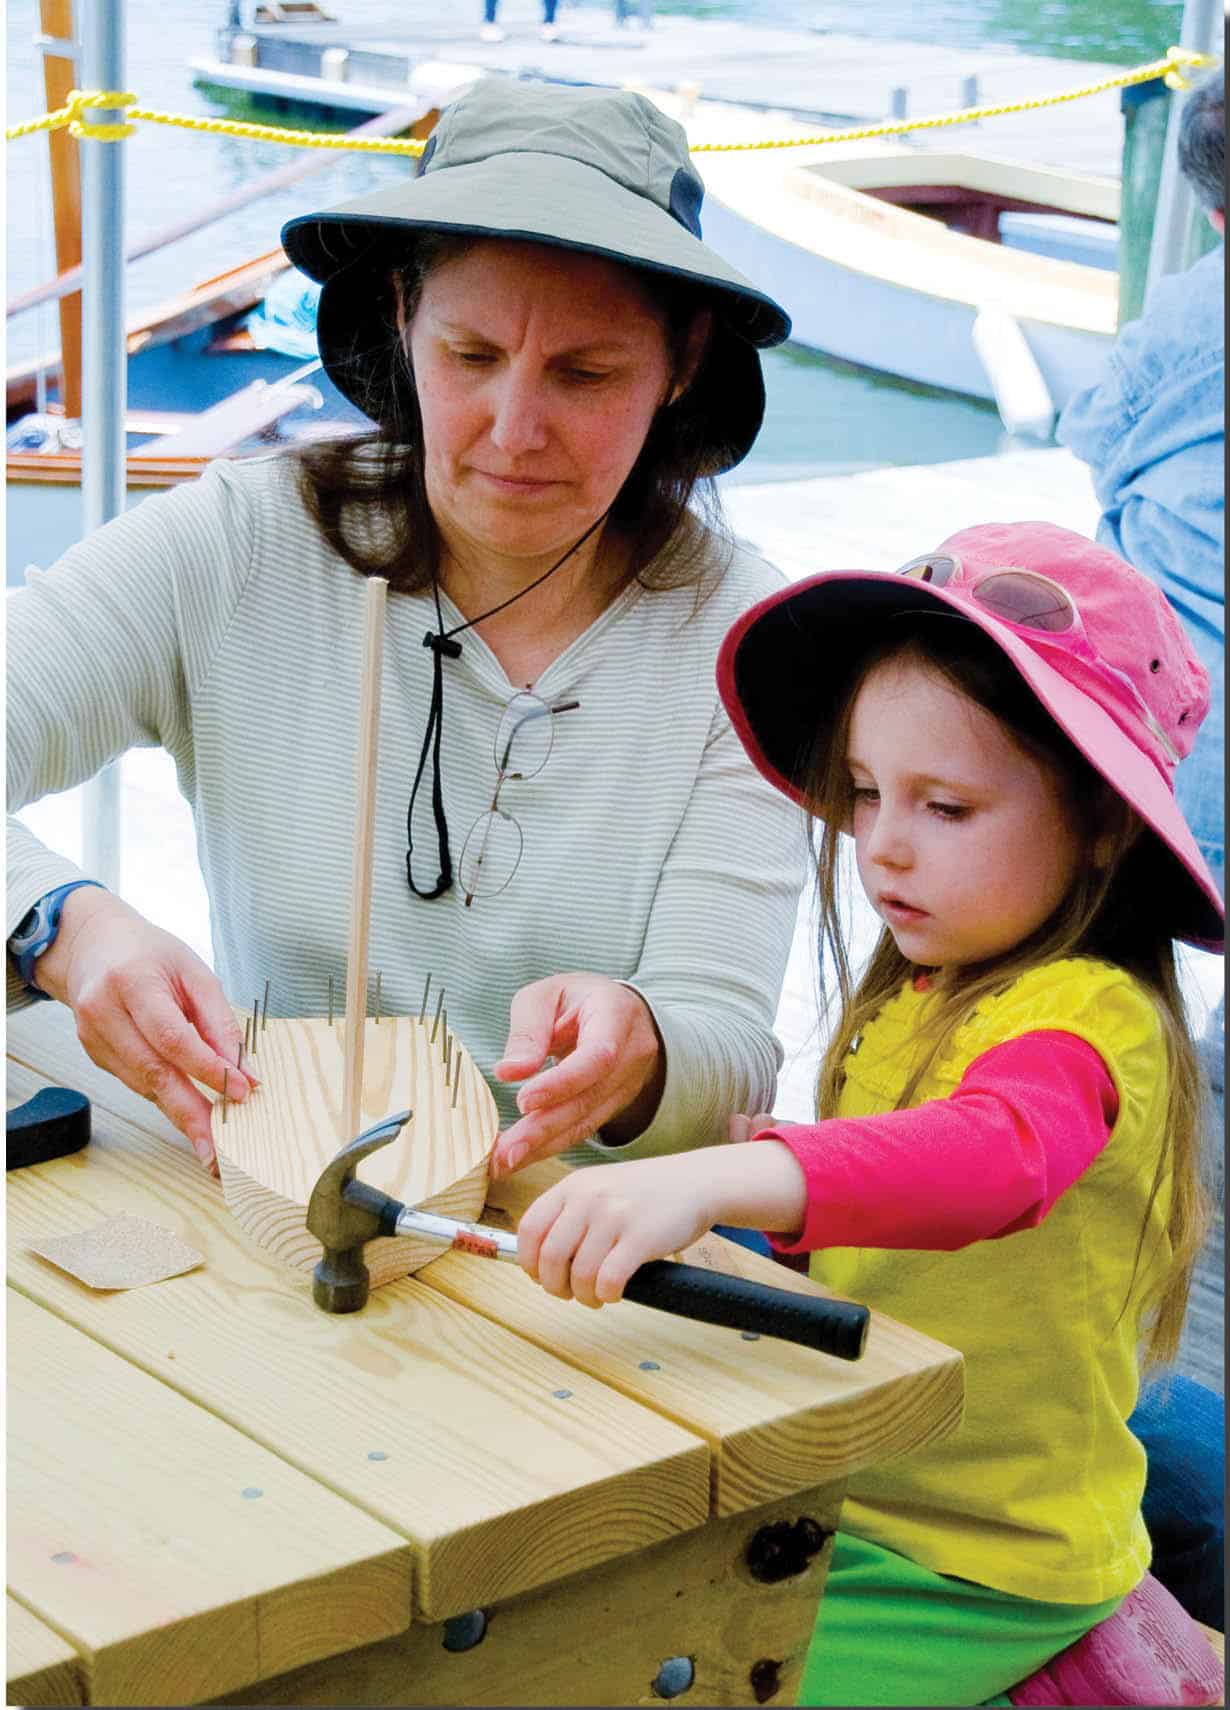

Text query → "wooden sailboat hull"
[214,1013,499,1289]
[697,142,1118,408]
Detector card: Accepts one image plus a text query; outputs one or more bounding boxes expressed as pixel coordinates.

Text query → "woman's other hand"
[516,1154,717,1306]
[32,886,254,1172]
[491,972,664,1174]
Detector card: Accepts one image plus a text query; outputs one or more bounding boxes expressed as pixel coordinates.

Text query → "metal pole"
[1144,0,1222,303]
[79,0,125,889]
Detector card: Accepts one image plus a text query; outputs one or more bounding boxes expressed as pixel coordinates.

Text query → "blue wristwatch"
[8,880,105,998]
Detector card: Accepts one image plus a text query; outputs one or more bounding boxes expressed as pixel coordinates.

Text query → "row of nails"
[222,972,465,1121]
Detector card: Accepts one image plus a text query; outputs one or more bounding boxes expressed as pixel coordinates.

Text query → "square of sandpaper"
[31,1215,204,1290]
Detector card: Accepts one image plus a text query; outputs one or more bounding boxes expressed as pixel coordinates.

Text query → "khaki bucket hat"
[281,77,791,470]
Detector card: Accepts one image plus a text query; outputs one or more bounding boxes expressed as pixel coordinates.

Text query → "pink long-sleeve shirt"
[758,1029,1118,1254]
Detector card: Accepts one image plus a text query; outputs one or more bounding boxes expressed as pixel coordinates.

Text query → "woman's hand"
[516,1154,718,1307]
[490,972,665,1176]
[33,886,254,1172]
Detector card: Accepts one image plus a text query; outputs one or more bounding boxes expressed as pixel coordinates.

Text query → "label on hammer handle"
[452,1229,501,1261]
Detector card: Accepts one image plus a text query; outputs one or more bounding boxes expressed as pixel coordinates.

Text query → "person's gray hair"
[1177,66,1224,212]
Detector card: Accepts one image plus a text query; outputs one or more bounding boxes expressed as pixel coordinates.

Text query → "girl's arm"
[515,1029,1116,1304]
[759,1029,1118,1255]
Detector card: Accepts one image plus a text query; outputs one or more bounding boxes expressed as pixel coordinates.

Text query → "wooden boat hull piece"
[214,1013,498,1287]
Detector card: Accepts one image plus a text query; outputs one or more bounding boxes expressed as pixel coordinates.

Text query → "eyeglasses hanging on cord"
[406,509,609,900]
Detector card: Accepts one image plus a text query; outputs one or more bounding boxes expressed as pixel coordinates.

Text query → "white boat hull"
[701,192,1112,409]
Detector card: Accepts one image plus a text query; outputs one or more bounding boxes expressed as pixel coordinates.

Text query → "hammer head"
[306,1111,412,1313]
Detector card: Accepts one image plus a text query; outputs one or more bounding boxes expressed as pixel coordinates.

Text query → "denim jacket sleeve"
[1057,247,1225,593]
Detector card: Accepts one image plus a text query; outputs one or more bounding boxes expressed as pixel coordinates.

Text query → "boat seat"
[138,380,317,458]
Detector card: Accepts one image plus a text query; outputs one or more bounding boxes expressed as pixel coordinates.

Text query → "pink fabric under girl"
[1009,1571,1223,1706]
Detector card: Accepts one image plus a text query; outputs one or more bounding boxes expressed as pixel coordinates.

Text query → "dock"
[14,445,1223,1395]
[194,0,1130,178]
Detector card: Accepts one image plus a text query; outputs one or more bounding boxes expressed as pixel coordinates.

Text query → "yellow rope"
[3,46,1218,152]
[692,47,1218,153]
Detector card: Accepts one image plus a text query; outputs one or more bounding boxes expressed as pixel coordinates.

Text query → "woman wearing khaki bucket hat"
[8,79,807,1181]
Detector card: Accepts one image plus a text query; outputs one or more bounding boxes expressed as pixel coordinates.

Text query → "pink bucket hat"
[717,521,1223,952]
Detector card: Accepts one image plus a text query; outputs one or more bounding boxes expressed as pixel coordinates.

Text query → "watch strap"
[8,880,105,998]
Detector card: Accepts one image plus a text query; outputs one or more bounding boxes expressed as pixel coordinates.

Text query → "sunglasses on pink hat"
[717,521,1223,952]
[895,551,1186,775]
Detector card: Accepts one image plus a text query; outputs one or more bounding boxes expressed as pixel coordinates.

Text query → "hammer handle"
[622,1260,869,1361]
[389,1205,869,1359]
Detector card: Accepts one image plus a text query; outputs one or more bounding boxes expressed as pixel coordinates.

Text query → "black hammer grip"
[621,1260,869,1361]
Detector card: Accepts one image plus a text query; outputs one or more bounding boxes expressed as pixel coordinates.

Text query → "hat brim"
[718,571,1224,953]
[282,150,785,468]
[282,149,790,346]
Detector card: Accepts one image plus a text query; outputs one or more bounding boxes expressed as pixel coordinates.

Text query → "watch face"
[8,882,102,987]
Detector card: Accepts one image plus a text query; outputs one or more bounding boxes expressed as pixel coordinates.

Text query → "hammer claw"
[306,1111,413,1313]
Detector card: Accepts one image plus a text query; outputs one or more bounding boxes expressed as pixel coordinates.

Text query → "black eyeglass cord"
[406,509,611,899]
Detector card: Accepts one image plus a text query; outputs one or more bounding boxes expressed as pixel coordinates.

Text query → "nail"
[443,1013,451,1075]
[431,988,445,1043]
[419,971,432,1022]
[262,978,270,1031]
[505,1142,528,1173]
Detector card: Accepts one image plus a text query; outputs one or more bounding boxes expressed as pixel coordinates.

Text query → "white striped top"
[7,453,808,1157]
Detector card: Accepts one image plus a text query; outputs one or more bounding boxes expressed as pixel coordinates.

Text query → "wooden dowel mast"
[341,576,388,1141]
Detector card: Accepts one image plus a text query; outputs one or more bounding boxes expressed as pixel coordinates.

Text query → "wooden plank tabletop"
[9,1291,413,1707]
[8,1002,963,1703]
[6,1034,711,1626]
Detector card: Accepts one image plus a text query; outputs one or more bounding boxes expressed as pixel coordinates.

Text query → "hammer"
[307,1115,870,1360]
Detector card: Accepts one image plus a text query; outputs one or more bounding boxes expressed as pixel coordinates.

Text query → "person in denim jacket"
[1059,67,1223,903]
[1058,65,1224,1632]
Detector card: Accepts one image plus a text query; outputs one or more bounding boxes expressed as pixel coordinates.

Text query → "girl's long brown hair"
[807,620,1209,1370]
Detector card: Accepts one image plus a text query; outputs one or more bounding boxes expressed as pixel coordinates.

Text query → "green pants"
[800,1532,1123,1708]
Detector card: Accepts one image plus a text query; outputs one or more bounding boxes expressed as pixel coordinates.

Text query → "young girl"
[511,521,1225,1708]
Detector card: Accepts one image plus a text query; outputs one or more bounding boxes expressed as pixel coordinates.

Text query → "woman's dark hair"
[294,232,735,594]
[1178,67,1224,213]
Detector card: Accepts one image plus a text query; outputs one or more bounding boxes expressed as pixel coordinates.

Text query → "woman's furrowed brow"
[434,318,634,357]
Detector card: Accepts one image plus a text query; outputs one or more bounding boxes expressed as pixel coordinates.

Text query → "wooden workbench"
[7,1003,962,1708]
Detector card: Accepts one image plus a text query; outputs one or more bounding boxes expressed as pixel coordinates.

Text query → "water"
[6,0,1177,482]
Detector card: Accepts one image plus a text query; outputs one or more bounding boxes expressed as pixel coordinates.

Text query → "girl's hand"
[516,1155,718,1307]
[33,886,254,1172]
[491,972,664,1175]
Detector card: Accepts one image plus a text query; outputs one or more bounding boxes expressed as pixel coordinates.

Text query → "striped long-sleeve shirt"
[7,452,808,1156]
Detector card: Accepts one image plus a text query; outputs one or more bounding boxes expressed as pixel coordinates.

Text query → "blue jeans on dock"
[1130,1374,1225,1628]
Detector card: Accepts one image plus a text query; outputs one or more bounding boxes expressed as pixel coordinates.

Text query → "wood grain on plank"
[7,1023,709,1623]
[207,1480,846,1708]
[474,1160,965,1513]
[8,1290,413,1707]
[7,1593,86,1708]
[215,1011,496,1286]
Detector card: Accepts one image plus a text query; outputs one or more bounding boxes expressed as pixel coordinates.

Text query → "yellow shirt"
[813,957,1172,1603]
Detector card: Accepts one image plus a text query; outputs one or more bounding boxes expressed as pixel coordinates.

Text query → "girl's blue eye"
[850,786,878,803]
[928,801,970,820]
